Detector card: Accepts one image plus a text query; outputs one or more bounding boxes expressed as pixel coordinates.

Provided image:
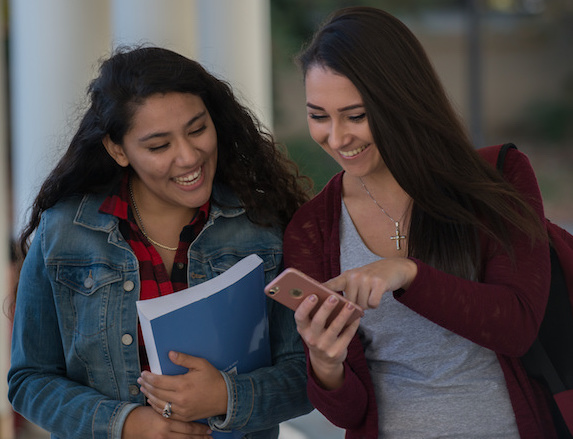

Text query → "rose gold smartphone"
[264,268,364,325]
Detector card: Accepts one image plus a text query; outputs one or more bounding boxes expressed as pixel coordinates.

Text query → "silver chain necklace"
[359,177,408,251]
[128,178,178,252]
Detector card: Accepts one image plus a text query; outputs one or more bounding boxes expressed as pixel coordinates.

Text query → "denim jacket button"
[123,280,135,292]
[83,277,94,289]
[121,334,133,345]
[129,385,140,396]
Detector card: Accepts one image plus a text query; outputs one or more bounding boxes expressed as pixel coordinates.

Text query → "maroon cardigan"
[284,145,557,439]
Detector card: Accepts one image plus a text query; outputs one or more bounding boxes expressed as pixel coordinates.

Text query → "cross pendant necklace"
[359,177,408,251]
[390,221,407,251]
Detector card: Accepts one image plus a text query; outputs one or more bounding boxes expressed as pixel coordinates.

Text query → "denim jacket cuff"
[208,371,236,432]
[96,401,140,439]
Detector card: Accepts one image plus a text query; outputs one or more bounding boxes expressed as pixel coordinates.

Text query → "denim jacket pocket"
[55,262,123,337]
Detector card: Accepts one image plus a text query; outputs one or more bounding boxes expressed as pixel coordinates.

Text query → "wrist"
[309,354,345,390]
[209,371,234,429]
[402,258,418,290]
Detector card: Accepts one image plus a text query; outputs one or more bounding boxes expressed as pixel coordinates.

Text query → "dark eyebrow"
[306,103,365,112]
[138,110,207,142]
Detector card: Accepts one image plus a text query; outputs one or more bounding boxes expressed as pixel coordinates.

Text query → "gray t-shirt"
[340,200,519,439]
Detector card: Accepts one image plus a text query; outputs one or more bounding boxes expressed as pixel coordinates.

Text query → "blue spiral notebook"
[136,254,271,438]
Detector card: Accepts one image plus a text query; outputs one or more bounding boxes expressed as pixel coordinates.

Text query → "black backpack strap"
[521,247,571,394]
[523,339,567,394]
[496,143,517,173]
[522,245,573,392]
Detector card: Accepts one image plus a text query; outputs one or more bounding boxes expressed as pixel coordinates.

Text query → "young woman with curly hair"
[9,46,313,439]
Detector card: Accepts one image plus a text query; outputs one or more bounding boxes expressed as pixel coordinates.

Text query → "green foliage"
[285,135,341,192]
[520,73,573,143]
[523,101,573,142]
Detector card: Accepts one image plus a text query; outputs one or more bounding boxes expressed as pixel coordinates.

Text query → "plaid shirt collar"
[99,171,209,229]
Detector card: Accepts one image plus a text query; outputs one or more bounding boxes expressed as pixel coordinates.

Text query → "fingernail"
[328,295,338,304]
[308,294,318,302]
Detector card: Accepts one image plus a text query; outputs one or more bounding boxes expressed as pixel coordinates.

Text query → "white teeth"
[173,168,202,185]
[340,145,368,158]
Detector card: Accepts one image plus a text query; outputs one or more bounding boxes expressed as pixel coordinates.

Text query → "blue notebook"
[137,254,271,438]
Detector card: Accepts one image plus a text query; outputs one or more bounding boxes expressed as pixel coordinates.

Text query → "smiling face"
[305,66,387,179]
[104,92,218,215]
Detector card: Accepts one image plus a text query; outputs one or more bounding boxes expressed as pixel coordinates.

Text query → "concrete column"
[112,0,272,129]
[111,0,197,58]
[10,0,112,236]
[197,0,272,129]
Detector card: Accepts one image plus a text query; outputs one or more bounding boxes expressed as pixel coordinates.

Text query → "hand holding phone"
[264,268,364,326]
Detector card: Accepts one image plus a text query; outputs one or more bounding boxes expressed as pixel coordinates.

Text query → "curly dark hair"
[17,46,312,259]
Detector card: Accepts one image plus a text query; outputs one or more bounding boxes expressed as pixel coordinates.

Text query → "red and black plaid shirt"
[99,172,209,370]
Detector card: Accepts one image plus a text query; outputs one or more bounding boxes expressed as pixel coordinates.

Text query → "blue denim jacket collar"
[73,181,245,232]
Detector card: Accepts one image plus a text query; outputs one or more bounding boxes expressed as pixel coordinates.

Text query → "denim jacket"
[8,183,312,439]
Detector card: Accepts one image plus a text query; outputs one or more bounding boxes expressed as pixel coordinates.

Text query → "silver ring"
[162,401,172,418]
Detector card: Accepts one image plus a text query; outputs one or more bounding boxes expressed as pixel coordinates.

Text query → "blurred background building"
[1,1,572,438]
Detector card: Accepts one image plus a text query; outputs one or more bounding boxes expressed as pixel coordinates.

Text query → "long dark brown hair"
[297,7,545,279]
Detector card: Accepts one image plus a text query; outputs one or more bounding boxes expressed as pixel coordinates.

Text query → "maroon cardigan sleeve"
[395,146,551,355]
[284,173,378,437]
